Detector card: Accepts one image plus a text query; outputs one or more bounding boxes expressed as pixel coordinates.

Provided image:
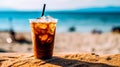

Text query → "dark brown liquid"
[30,22,56,59]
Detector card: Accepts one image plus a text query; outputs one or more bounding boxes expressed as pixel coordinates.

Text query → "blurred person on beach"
[69,26,76,32]
[111,26,120,34]
[6,17,31,44]
[6,17,16,43]
[92,29,102,34]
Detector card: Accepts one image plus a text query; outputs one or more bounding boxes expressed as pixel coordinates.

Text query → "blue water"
[0,11,120,33]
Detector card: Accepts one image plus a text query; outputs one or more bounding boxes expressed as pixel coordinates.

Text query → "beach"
[0,1,120,66]
[0,53,120,67]
[0,32,120,55]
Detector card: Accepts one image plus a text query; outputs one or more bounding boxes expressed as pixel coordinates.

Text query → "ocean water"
[0,11,120,33]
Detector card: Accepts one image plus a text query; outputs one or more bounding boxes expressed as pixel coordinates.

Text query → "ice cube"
[34,24,47,34]
[37,16,47,22]
[49,23,56,29]
[47,36,53,43]
[31,27,39,35]
[40,29,46,34]
[35,23,47,29]
[40,16,47,20]
[47,29,54,35]
[47,16,57,23]
[48,23,56,35]
[39,34,48,41]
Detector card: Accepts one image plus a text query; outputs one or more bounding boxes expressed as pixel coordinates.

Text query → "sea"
[0,11,120,33]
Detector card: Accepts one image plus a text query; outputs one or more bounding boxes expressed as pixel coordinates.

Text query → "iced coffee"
[30,16,57,59]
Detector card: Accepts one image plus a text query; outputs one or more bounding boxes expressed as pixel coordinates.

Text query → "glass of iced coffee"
[29,16,57,59]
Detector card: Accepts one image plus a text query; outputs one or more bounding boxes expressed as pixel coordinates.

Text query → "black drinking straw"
[41,4,46,17]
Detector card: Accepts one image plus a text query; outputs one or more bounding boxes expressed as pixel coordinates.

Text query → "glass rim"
[29,19,58,23]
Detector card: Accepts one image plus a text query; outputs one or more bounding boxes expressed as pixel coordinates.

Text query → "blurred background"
[0,0,120,54]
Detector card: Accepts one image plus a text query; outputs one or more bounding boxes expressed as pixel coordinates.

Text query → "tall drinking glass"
[30,17,57,59]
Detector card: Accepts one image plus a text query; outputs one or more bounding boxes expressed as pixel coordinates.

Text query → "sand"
[0,53,120,67]
[55,33,120,54]
[0,32,120,54]
[0,32,120,67]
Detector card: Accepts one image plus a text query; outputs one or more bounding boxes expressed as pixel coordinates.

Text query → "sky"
[0,0,120,11]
